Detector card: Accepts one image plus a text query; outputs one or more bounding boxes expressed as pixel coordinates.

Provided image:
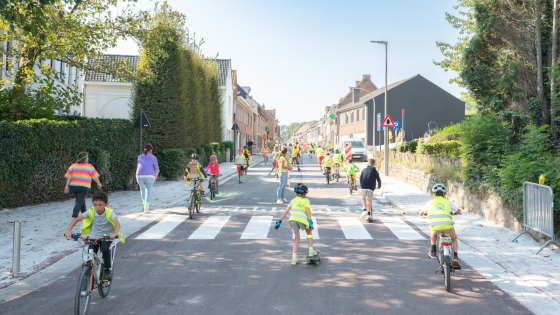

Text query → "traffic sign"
[381,114,395,128]
[394,121,400,131]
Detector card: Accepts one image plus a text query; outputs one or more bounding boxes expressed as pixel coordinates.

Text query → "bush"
[395,139,419,153]
[426,124,461,143]
[0,119,136,208]
[418,140,462,158]
[159,148,188,179]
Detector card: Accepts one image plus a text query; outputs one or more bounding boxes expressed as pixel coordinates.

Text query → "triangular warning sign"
[381,114,395,128]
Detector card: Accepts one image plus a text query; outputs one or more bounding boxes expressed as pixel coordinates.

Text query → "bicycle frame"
[437,233,454,267]
[75,236,116,289]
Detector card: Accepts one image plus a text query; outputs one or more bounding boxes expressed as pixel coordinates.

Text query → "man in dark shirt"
[359,158,381,219]
[247,140,254,154]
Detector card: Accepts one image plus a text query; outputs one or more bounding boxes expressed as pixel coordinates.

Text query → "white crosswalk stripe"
[136,214,189,240]
[336,217,373,239]
[378,216,425,240]
[188,216,231,239]
[241,216,273,239]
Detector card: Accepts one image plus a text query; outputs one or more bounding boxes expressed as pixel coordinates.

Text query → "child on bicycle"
[184,153,207,196]
[206,155,220,194]
[419,183,462,269]
[332,149,343,171]
[274,184,316,265]
[235,149,247,181]
[242,146,252,169]
[64,191,124,280]
[323,151,333,177]
[316,146,325,171]
[342,158,360,185]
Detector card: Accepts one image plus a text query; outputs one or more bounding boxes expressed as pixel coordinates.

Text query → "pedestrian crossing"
[189,205,399,215]
[135,214,426,241]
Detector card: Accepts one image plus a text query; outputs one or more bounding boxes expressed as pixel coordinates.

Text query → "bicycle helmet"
[294,183,309,194]
[191,153,200,160]
[432,183,447,194]
[210,155,217,160]
[238,148,243,152]
[335,149,340,153]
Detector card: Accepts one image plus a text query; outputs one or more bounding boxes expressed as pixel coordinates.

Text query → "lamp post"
[349,86,376,156]
[371,40,389,176]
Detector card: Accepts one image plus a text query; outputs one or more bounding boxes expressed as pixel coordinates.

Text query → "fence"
[511,182,559,255]
[389,151,462,171]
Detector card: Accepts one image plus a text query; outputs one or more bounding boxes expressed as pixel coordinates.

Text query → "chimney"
[353,88,360,104]
[356,81,360,86]
[363,74,371,81]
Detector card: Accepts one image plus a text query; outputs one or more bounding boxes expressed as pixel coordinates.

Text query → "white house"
[215,59,235,142]
[2,40,83,115]
[81,55,137,119]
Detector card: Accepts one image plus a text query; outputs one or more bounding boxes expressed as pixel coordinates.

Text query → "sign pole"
[139,109,143,155]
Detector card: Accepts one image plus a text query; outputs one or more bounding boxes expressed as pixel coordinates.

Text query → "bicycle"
[348,175,358,195]
[435,232,455,292]
[238,164,245,183]
[208,174,221,200]
[325,167,331,184]
[263,153,269,165]
[244,158,249,175]
[188,178,204,219]
[71,233,117,315]
[334,164,341,182]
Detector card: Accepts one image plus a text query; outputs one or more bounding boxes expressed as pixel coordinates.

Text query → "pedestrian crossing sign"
[381,114,395,128]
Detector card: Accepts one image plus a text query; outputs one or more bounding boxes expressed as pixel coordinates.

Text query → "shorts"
[290,220,308,232]
[325,167,332,172]
[431,228,457,241]
[292,156,299,164]
[318,156,325,164]
[361,189,373,198]
[236,165,245,172]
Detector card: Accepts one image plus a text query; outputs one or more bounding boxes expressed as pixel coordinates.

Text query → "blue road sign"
[377,113,381,131]
[394,121,400,131]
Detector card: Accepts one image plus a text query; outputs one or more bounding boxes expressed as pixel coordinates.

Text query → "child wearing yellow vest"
[274,184,316,265]
[65,192,123,280]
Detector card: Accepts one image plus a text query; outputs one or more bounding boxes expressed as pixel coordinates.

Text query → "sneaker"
[453,257,461,269]
[360,210,368,219]
[282,198,289,203]
[103,269,112,280]
[277,199,284,204]
[216,190,219,194]
[291,258,298,265]
[308,250,317,257]
[428,252,437,259]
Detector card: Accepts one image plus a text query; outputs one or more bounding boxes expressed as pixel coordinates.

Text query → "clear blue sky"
[108,0,464,125]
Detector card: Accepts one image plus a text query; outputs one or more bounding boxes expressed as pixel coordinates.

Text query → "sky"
[107,0,465,125]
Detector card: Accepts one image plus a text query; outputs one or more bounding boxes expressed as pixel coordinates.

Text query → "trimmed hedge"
[159,148,188,179]
[395,139,419,153]
[418,140,462,158]
[0,119,136,208]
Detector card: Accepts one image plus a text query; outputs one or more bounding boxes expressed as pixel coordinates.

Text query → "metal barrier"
[511,182,559,255]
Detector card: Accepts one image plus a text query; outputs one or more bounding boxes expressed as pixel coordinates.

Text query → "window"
[50,59,55,69]
[68,67,73,85]
[356,109,359,122]
[59,62,64,80]
[345,113,348,125]
[351,111,354,123]
[363,107,366,121]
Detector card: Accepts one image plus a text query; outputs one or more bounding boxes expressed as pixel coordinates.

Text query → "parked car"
[340,139,367,162]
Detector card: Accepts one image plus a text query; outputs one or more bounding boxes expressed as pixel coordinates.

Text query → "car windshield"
[349,141,364,148]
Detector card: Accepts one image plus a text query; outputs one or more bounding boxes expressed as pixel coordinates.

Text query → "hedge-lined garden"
[0,119,136,208]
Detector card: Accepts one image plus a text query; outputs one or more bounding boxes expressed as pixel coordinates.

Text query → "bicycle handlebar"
[69,233,111,245]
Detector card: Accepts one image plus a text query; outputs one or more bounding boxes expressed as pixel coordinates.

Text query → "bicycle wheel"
[349,181,353,195]
[210,182,214,200]
[189,194,195,219]
[326,173,330,184]
[196,194,201,213]
[75,265,92,315]
[238,170,242,183]
[98,263,111,297]
[444,263,451,292]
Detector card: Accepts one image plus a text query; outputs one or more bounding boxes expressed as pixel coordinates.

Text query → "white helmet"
[432,183,447,194]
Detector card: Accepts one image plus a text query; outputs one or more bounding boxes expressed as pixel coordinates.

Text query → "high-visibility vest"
[316,148,324,157]
[292,148,299,156]
[279,156,292,173]
[234,154,246,165]
[80,207,125,244]
[323,156,333,168]
[426,197,454,231]
[328,143,332,150]
[333,153,342,164]
[289,197,311,226]
[263,148,269,154]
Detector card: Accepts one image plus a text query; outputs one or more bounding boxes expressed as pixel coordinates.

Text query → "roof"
[214,59,231,86]
[336,75,417,113]
[84,55,139,82]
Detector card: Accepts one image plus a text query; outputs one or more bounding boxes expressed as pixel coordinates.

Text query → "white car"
[340,139,367,162]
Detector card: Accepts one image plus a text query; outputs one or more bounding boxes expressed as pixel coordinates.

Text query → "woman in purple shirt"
[136,144,159,213]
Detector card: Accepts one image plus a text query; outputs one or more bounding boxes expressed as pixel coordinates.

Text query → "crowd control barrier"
[511,182,559,255]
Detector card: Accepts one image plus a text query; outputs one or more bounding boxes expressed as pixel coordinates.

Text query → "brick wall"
[339,106,367,137]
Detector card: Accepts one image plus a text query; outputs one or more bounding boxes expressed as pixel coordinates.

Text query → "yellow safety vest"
[333,153,342,164]
[292,148,299,156]
[80,207,125,244]
[289,197,311,226]
[235,154,246,165]
[426,197,454,231]
[316,148,324,157]
[279,156,292,173]
[328,143,332,149]
[323,156,333,168]
[263,148,269,154]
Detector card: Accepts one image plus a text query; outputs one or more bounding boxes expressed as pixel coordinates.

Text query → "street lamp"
[349,86,376,155]
[371,40,389,176]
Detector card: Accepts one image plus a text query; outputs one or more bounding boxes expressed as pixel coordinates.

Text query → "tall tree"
[535,0,550,125]
[551,0,559,136]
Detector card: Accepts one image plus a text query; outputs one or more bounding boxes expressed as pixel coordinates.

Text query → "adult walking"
[64,152,101,218]
[276,148,293,204]
[359,158,382,219]
[136,143,159,213]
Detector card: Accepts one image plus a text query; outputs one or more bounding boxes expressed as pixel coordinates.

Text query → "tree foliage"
[0,0,145,120]
[130,2,222,155]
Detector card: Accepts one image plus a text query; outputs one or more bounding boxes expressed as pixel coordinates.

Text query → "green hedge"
[159,148,187,179]
[395,139,419,153]
[418,140,462,158]
[0,119,136,208]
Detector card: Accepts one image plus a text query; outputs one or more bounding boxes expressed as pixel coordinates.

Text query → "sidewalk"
[379,173,560,315]
[0,161,249,299]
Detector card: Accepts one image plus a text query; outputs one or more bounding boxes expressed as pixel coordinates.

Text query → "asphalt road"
[1,154,532,315]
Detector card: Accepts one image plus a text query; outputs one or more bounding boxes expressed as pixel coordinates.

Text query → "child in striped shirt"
[64,152,102,217]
